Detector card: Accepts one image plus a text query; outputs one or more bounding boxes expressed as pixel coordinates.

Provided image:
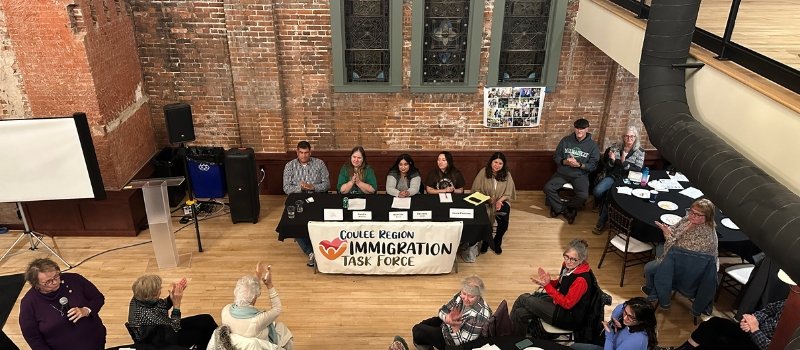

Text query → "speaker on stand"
[225,148,262,224]
[163,103,204,252]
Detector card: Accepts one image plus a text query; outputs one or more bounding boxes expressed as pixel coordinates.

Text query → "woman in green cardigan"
[337,146,377,194]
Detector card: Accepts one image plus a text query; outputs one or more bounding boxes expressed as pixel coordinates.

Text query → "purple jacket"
[19,272,106,350]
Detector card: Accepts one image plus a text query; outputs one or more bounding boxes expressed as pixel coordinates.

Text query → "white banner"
[308,221,463,275]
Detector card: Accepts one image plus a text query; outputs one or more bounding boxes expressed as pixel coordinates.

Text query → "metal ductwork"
[638,1,800,347]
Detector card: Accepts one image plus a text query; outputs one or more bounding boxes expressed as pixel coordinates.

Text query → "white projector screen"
[0,114,105,202]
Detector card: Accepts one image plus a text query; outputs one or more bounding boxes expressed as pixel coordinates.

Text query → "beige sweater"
[471,168,517,225]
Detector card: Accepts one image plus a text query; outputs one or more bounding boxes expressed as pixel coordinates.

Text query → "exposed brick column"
[1,0,155,189]
[130,0,240,147]
[223,0,286,152]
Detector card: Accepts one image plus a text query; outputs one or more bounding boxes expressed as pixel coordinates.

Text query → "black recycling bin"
[153,147,187,207]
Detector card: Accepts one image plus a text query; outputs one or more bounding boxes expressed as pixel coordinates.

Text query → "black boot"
[480,241,489,254]
[493,235,503,255]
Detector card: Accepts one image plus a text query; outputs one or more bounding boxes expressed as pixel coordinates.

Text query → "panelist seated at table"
[593,126,645,234]
[412,275,492,349]
[543,118,600,224]
[386,153,421,198]
[570,297,658,350]
[283,140,331,268]
[511,239,596,336]
[642,199,718,311]
[337,146,377,195]
[424,151,466,194]
[472,152,517,255]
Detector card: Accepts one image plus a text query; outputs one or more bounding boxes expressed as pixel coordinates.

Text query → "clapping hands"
[530,267,552,287]
[169,277,188,308]
[445,307,463,330]
[740,314,760,333]
[256,261,273,287]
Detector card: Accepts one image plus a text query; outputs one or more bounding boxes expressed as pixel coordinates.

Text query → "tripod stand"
[0,202,73,267]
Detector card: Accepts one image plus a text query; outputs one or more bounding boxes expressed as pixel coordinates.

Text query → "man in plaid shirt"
[412,275,492,349]
[672,299,786,350]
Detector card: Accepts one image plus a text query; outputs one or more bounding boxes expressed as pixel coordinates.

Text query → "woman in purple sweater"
[19,258,106,350]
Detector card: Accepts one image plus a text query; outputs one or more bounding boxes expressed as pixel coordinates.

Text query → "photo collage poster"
[484,87,545,128]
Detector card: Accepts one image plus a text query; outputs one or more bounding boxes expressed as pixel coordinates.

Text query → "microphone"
[59,297,70,315]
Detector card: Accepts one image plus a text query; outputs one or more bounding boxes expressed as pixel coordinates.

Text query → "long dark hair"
[345,146,369,177]
[437,151,456,177]
[388,154,419,178]
[484,152,508,181]
[623,297,658,350]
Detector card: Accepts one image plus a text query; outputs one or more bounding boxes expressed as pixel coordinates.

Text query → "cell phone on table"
[515,338,534,349]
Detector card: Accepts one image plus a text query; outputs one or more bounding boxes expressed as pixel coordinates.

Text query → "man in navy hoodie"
[543,118,600,224]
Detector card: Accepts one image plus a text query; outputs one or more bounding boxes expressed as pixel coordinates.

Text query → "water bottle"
[342,197,349,209]
[640,167,650,187]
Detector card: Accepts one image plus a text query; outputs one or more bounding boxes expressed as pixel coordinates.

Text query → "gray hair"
[565,239,590,262]
[233,275,261,307]
[460,275,485,297]
[623,125,642,150]
[24,258,60,288]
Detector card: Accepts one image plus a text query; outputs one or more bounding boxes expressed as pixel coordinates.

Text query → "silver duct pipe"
[638,1,800,347]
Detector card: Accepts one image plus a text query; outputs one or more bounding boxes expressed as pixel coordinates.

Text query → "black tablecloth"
[610,170,761,262]
[275,193,492,246]
[462,336,572,350]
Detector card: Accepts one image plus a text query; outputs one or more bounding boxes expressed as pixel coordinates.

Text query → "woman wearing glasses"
[642,198,718,310]
[592,126,646,234]
[510,239,596,337]
[19,258,107,350]
[571,297,658,350]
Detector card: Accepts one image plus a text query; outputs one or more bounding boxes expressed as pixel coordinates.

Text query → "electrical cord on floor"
[59,204,230,270]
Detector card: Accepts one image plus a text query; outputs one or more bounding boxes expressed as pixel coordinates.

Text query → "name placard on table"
[449,208,474,219]
[413,211,432,220]
[352,211,372,220]
[389,211,408,221]
[323,209,343,221]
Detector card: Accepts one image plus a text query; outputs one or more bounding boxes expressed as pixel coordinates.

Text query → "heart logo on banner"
[318,238,348,260]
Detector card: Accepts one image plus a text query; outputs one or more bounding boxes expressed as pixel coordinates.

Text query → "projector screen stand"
[0,202,72,267]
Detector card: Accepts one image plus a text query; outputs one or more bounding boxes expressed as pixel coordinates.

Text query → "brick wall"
[130,0,644,154]
[0,0,155,189]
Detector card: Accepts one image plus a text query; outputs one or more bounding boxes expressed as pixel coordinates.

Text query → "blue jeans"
[593,176,615,227]
[296,237,313,255]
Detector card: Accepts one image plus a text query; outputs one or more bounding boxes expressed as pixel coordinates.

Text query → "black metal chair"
[598,205,654,287]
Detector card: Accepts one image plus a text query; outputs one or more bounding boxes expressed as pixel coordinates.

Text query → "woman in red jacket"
[511,239,595,336]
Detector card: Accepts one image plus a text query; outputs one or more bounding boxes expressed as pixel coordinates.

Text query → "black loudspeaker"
[225,148,260,224]
[164,103,195,144]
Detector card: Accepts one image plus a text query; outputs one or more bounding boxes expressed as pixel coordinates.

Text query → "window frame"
[409,0,486,93]
[330,0,403,92]
[487,0,568,90]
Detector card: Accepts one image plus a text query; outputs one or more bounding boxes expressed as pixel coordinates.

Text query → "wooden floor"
[0,193,742,349]
[665,0,800,71]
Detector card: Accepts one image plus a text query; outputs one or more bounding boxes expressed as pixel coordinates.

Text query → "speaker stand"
[0,203,73,267]
[178,143,204,253]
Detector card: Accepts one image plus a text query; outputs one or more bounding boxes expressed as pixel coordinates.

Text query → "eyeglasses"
[40,272,61,286]
[563,254,580,263]
[623,308,637,322]
[623,135,636,139]
[686,208,705,217]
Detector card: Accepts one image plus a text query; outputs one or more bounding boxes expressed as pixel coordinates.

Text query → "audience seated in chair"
[128,275,218,350]
[643,247,717,316]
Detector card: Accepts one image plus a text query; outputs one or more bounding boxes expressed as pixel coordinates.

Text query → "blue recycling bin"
[186,147,226,199]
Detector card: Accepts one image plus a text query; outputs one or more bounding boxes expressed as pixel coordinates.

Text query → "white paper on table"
[391,197,411,209]
[670,172,689,182]
[449,208,474,219]
[347,198,367,210]
[627,171,642,182]
[389,211,408,221]
[658,178,684,190]
[323,209,344,221]
[439,193,453,203]
[679,187,704,199]
[475,344,501,350]
[352,211,372,220]
[616,186,633,195]
[413,211,432,220]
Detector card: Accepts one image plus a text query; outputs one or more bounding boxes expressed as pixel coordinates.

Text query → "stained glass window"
[498,0,551,83]
[422,0,470,83]
[344,0,390,82]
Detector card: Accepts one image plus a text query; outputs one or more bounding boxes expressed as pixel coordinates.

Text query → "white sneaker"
[306,253,316,267]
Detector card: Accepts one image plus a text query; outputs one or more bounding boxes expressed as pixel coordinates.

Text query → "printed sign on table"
[308,221,463,275]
